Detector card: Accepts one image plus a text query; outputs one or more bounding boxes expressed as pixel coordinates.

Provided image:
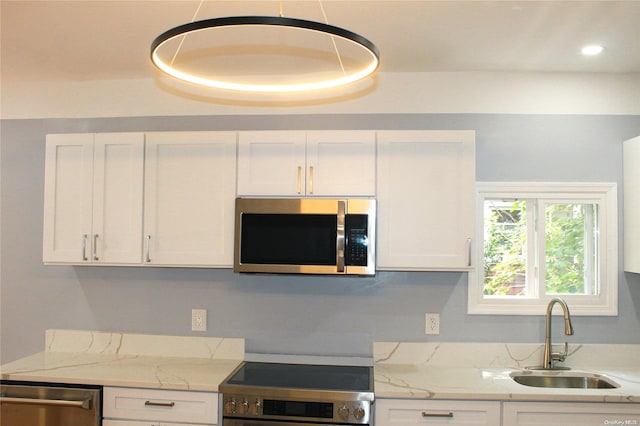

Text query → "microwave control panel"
[345,214,369,266]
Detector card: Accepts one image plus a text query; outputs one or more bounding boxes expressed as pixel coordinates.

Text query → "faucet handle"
[551,342,570,363]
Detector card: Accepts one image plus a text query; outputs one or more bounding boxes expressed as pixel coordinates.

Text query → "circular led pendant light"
[150,15,380,93]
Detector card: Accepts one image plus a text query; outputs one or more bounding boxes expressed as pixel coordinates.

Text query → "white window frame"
[468,182,618,316]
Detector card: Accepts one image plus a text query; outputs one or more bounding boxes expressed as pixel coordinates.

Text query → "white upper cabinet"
[624,135,640,273]
[376,130,476,270]
[43,133,144,264]
[143,131,237,267]
[43,129,478,271]
[237,130,376,196]
[237,131,306,196]
[305,131,376,196]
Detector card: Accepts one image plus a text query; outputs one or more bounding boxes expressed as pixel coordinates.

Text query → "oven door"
[224,419,360,426]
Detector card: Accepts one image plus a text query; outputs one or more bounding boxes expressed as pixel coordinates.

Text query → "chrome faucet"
[541,297,574,370]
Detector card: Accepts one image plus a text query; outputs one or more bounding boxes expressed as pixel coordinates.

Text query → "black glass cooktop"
[225,362,372,392]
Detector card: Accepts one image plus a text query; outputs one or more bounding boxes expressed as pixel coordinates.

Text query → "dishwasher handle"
[0,395,92,410]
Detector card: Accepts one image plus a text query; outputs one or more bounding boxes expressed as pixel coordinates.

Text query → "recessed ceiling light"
[581,45,605,56]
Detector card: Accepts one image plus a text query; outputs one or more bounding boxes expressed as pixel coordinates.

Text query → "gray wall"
[2,114,640,364]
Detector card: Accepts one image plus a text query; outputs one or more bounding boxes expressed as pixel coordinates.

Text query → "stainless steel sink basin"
[510,371,620,389]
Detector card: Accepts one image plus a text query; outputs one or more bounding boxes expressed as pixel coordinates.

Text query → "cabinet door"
[143,131,237,266]
[376,131,475,270]
[104,421,212,426]
[92,133,144,263]
[624,135,640,273]
[502,401,640,425]
[376,398,501,426]
[43,133,94,263]
[237,131,306,196]
[306,131,376,196]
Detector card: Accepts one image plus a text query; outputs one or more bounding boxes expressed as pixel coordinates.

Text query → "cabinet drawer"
[103,387,217,424]
[104,420,213,426]
[503,401,640,425]
[376,399,501,426]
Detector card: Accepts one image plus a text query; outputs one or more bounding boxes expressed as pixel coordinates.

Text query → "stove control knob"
[238,399,249,415]
[353,406,366,421]
[338,405,350,421]
[225,398,237,414]
[250,399,262,416]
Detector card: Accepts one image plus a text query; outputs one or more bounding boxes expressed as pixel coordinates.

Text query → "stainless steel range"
[220,362,374,426]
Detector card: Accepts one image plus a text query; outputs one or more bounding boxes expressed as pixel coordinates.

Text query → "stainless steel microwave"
[234,198,376,275]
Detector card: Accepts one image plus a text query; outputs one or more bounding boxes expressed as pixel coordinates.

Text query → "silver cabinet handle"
[422,411,454,418]
[0,396,91,410]
[81,234,88,261]
[309,166,314,194]
[93,234,99,261]
[297,166,302,194]
[145,400,175,408]
[145,235,152,263]
[467,238,472,267]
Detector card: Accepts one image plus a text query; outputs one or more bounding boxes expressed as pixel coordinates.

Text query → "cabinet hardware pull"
[145,235,152,263]
[309,166,314,194]
[297,166,302,194]
[421,411,454,418]
[82,234,88,261]
[145,400,175,408]
[93,234,99,261]
[467,238,472,267]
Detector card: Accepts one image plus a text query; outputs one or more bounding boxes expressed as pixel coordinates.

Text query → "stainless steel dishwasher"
[0,381,101,426]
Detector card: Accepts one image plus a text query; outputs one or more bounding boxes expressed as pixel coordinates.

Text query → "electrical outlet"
[425,313,440,335]
[192,309,207,332]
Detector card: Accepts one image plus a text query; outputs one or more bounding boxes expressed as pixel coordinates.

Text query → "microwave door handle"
[337,200,346,273]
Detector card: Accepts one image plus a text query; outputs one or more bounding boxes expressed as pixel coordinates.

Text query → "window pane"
[544,203,598,295]
[483,200,527,296]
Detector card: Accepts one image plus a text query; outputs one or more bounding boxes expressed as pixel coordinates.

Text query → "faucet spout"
[543,297,574,370]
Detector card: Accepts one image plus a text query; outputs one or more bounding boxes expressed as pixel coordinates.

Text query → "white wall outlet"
[425,313,440,335]
[192,308,207,332]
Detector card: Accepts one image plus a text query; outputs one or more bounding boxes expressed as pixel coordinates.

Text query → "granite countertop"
[373,342,640,403]
[0,330,244,392]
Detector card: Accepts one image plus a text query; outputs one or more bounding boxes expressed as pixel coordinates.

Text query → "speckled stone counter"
[374,342,640,403]
[0,330,244,391]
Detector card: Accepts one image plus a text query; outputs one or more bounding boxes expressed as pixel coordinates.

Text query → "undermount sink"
[510,371,620,389]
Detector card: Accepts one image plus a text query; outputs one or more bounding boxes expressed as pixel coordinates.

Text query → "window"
[469,182,618,316]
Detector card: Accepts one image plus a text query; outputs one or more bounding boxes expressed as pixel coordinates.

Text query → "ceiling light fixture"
[150,13,380,93]
[581,45,605,56]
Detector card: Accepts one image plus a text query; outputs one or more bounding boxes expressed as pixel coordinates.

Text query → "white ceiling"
[2,0,639,84]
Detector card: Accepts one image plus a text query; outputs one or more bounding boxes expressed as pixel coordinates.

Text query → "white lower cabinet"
[376,399,501,426]
[103,421,202,426]
[103,387,218,426]
[377,399,640,426]
[502,401,640,425]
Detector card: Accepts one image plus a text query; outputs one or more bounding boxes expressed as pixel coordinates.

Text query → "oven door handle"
[0,396,92,410]
[336,200,346,273]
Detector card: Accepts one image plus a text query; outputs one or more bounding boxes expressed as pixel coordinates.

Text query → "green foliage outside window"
[483,201,597,297]
[545,204,597,295]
